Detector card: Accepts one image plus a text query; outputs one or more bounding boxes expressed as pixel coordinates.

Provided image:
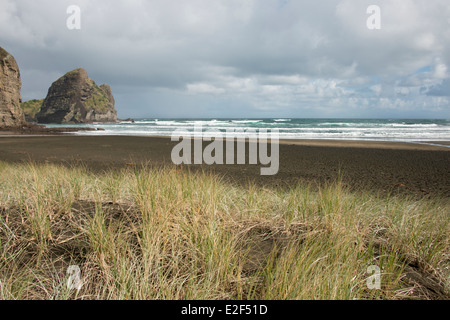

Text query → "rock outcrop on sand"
[36,68,117,124]
[0,47,26,128]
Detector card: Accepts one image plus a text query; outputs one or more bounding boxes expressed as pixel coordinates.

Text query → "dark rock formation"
[0,47,26,128]
[36,68,117,124]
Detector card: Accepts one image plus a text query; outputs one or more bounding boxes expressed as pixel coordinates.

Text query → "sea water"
[43,118,450,142]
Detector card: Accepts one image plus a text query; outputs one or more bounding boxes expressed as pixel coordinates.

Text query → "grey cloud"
[1,0,450,118]
[426,80,450,96]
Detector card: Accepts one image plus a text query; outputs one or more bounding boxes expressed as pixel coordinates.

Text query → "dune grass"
[0,161,448,300]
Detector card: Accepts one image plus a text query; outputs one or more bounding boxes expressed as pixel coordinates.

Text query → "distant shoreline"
[2,130,449,151]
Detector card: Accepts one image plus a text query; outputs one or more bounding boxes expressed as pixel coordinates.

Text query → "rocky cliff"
[0,47,26,128]
[36,68,117,124]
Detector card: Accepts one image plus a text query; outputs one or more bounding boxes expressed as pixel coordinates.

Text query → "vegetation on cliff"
[21,99,43,122]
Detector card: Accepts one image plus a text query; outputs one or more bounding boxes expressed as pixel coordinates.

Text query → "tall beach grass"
[0,161,448,300]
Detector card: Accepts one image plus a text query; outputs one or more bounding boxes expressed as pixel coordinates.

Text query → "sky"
[1,0,450,119]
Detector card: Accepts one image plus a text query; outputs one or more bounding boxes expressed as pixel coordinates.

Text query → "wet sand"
[0,135,448,198]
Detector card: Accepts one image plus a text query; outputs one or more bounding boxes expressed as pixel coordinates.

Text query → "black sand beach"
[0,135,448,198]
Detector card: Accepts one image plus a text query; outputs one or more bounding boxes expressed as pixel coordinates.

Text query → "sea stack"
[0,47,26,128]
[36,68,117,124]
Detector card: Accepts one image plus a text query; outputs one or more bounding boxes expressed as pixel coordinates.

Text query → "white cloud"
[186,83,225,95]
[371,85,382,95]
[433,61,448,80]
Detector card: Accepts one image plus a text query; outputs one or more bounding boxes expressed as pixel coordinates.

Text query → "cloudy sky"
[1,0,450,119]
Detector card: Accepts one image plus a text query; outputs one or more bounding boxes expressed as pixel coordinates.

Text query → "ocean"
[43,118,450,142]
